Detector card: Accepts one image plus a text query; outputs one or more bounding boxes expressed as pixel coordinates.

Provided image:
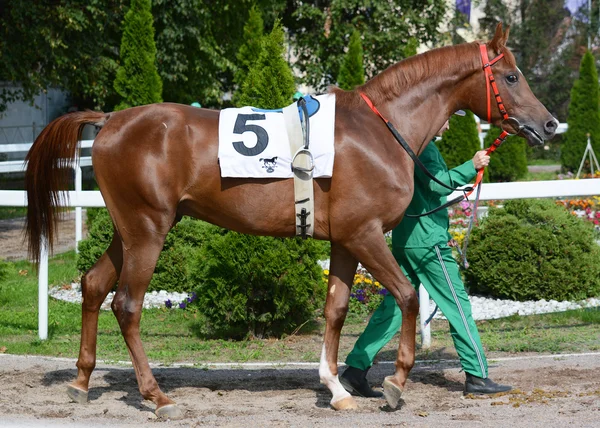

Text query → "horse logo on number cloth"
[259,156,278,173]
[217,94,335,178]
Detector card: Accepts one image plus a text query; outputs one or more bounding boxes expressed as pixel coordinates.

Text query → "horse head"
[465,23,558,146]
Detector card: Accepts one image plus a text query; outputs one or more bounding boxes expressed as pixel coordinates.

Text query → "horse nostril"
[544,119,558,135]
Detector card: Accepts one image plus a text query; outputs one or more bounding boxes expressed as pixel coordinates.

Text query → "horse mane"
[330,41,517,109]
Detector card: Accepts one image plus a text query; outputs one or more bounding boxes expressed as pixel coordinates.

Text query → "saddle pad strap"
[282,103,314,238]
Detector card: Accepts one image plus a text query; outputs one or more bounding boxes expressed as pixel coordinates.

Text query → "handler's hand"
[472,150,490,170]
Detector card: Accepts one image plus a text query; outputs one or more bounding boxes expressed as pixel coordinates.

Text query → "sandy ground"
[0,353,599,427]
[0,212,87,262]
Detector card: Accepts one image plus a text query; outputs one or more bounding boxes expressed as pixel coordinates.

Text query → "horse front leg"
[345,227,419,409]
[319,242,358,410]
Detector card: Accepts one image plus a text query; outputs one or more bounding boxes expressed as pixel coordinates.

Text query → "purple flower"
[378,289,388,295]
[178,302,187,309]
[189,292,198,302]
[357,294,365,302]
[165,299,172,309]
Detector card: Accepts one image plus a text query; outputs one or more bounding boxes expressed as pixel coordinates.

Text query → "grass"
[1,252,599,365]
[522,170,560,181]
[0,207,27,220]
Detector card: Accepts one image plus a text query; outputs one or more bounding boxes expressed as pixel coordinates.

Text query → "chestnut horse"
[25,24,556,419]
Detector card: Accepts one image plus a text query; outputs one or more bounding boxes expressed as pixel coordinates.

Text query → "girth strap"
[284,99,314,238]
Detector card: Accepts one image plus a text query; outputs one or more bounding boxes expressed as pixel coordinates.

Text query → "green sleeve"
[415,143,477,197]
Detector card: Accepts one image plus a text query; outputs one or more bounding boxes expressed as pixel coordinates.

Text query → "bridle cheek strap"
[467,44,511,197]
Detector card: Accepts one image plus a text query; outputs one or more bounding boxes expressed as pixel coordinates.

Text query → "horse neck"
[361,43,482,152]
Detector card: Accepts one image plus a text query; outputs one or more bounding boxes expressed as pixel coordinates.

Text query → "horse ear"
[489,22,510,54]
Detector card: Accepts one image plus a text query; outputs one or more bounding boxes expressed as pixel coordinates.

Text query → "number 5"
[232,114,269,156]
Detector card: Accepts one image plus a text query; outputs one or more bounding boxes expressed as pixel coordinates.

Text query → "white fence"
[2,133,600,343]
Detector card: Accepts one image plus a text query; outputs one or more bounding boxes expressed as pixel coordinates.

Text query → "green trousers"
[345,245,488,378]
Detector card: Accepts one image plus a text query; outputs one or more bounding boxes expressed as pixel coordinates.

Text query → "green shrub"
[485,127,528,182]
[190,232,329,339]
[561,50,600,172]
[77,211,211,293]
[337,29,365,90]
[465,199,600,301]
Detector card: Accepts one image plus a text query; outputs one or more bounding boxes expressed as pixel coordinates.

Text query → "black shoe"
[340,366,384,398]
[465,373,513,395]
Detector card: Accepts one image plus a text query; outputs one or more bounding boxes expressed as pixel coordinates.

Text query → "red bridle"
[467,44,510,196]
[359,43,513,200]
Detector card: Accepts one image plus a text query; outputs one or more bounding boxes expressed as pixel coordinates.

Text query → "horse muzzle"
[501,116,555,147]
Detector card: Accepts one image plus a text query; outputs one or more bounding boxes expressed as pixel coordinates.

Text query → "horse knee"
[324,304,348,329]
[81,272,109,312]
[398,289,419,315]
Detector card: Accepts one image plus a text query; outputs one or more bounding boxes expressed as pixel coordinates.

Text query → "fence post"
[75,164,82,253]
[38,240,48,340]
[419,284,431,349]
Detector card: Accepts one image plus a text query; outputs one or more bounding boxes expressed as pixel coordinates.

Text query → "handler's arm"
[416,145,478,196]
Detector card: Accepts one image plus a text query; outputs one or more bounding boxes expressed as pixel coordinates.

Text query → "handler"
[340,112,513,398]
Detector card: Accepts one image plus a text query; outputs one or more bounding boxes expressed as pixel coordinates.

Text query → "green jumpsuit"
[345,141,488,378]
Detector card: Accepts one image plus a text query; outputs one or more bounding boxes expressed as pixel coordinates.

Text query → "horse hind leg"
[319,242,358,410]
[68,231,123,404]
[109,219,183,420]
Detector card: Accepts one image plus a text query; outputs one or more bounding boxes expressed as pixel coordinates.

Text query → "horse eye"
[506,74,518,84]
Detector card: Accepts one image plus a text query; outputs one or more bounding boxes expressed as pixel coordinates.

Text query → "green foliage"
[77,211,211,293]
[235,21,296,108]
[465,199,600,301]
[234,6,265,91]
[284,0,446,91]
[337,29,365,90]
[0,0,125,112]
[153,0,232,106]
[113,0,163,110]
[562,51,600,172]
[190,231,328,339]
[437,110,481,169]
[484,127,528,182]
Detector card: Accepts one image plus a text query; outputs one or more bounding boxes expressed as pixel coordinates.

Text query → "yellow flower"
[375,281,381,287]
[323,269,329,275]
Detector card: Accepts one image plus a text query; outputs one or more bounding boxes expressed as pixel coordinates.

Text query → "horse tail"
[25,111,108,264]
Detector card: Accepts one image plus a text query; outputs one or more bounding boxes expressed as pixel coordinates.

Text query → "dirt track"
[0,212,86,262]
[0,353,599,427]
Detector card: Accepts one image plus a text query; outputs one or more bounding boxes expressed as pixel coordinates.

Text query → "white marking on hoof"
[331,395,358,410]
[67,384,88,404]
[162,122,168,129]
[319,345,352,405]
[155,404,184,420]
[330,284,336,295]
[383,375,404,409]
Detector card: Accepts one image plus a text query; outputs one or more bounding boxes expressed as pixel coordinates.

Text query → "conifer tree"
[234,6,265,90]
[437,110,481,169]
[485,127,528,182]
[235,21,295,108]
[113,0,162,111]
[337,29,365,90]
[561,50,600,172]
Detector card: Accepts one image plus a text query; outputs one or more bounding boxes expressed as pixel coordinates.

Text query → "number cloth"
[217,94,335,178]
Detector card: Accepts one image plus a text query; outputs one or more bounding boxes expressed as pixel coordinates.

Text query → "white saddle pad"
[218,94,335,178]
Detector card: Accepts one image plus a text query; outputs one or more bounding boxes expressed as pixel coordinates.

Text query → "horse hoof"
[383,376,403,409]
[331,396,358,410]
[67,385,88,404]
[155,404,184,420]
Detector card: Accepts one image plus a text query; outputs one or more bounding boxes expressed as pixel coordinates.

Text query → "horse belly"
[179,178,299,237]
